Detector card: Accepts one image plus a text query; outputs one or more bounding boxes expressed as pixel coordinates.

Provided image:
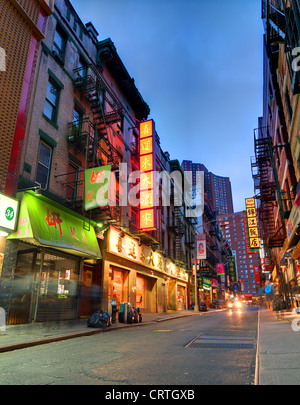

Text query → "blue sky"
[72,0,264,212]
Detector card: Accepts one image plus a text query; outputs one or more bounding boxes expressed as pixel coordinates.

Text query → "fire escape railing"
[251,127,287,248]
[73,64,124,170]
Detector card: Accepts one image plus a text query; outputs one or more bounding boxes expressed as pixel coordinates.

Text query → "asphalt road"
[0,308,258,385]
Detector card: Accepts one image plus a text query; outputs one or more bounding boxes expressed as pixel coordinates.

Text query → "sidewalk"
[257,308,300,385]
[0,309,201,353]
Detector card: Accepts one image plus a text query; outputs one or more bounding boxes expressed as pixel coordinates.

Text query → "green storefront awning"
[8,191,101,259]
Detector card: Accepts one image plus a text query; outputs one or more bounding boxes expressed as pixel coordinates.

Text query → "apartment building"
[0,0,196,324]
[217,211,261,296]
[182,160,234,215]
[252,0,300,307]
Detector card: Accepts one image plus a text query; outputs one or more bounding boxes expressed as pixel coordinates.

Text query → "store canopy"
[265,284,274,294]
[8,191,101,259]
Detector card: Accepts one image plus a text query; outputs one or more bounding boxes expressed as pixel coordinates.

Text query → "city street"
[0,308,258,385]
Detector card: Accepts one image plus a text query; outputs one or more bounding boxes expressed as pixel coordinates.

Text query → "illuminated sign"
[0,193,19,232]
[108,227,188,282]
[245,198,260,250]
[139,119,156,231]
[216,263,225,276]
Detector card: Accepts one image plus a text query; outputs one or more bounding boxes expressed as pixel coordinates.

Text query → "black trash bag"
[132,307,139,323]
[87,310,111,328]
[127,307,135,324]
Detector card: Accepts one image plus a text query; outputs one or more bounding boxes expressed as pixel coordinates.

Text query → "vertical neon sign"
[139,119,156,231]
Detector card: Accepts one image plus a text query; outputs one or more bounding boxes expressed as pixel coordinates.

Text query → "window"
[77,58,87,78]
[52,25,67,62]
[66,163,78,202]
[73,107,83,126]
[44,80,60,123]
[36,141,52,189]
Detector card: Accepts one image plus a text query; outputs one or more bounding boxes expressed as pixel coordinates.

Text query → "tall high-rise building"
[217,211,261,296]
[182,160,234,215]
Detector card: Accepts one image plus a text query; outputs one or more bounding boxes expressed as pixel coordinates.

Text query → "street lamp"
[193,220,227,312]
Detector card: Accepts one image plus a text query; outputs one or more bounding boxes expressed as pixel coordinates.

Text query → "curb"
[254,309,260,385]
[0,313,201,354]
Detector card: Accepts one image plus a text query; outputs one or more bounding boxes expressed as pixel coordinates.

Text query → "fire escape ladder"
[265,1,286,43]
[73,65,124,169]
[174,207,185,264]
[254,129,286,248]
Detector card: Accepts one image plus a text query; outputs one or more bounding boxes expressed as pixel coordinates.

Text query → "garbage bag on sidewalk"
[87,310,111,328]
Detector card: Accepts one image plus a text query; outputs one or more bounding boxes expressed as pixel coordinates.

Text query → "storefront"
[0,191,101,324]
[103,227,189,313]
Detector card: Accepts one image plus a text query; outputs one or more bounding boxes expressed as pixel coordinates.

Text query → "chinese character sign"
[84,165,112,211]
[139,120,157,231]
[227,256,237,283]
[216,263,225,276]
[245,198,260,250]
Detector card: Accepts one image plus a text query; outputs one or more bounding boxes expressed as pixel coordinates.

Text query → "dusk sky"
[73,0,264,213]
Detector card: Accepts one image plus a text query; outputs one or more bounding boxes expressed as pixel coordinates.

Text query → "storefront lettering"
[81,231,88,244]
[70,227,79,240]
[90,170,105,184]
[45,207,63,236]
[147,251,155,267]
[140,246,146,263]
[17,217,30,237]
[109,229,188,282]
[117,234,123,253]
[127,240,137,259]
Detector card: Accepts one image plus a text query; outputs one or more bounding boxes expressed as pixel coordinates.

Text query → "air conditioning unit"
[52,50,64,65]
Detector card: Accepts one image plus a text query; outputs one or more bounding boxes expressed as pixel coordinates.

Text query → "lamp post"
[193,219,227,312]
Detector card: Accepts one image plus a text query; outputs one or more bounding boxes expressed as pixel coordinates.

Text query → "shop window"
[35,141,52,189]
[37,252,80,321]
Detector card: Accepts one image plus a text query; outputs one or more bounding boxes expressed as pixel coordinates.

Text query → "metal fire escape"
[252,1,297,249]
[71,64,123,169]
[263,0,300,94]
[174,207,185,265]
[61,64,124,222]
[251,127,287,248]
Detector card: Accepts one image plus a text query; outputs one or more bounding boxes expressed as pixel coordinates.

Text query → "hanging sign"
[254,265,261,285]
[245,198,260,250]
[216,263,225,276]
[197,234,206,260]
[0,192,19,232]
[227,256,237,283]
[139,120,157,231]
[84,165,112,211]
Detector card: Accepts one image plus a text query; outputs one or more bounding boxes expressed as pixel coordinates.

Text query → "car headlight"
[228,302,233,308]
[236,302,242,308]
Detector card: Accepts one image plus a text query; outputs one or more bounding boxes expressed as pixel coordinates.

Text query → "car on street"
[227,300,243,310]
